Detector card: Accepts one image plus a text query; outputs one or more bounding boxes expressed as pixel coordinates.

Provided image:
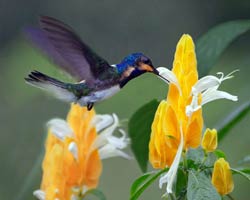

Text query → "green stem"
[162,192,177,200]
[226,194,235,200]
[182,151,188,171]
[198,150,208,172]
[169,193,176,200]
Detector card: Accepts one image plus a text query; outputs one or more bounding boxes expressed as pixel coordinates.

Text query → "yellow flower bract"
[212,158,234,195]
[201,128,218,152]
[41,104,102,199]
[149,34,203,168]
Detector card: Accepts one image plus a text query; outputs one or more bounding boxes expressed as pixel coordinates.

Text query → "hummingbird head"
[118,53,159,87]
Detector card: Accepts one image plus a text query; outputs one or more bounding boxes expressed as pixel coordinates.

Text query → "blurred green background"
[0,1,250,199]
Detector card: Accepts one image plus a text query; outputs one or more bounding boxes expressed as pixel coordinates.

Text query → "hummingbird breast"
[77,84,120,106]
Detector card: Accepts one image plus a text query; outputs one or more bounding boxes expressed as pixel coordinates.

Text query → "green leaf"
[231,168,250,182]
[216,101,250,141]
[85,189,106,200]
[130,171,155,196]
[196,20,250,76]
[176,169,188,198]
[128,99,159,172]
[187,147,204,164]
[187,170,220,200]
[241,168,250,174]
[130,169,168,200]
[214,149,226,159]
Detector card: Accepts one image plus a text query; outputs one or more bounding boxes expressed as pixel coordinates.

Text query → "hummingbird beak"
[152,67,170,83]
[152,67,159,75]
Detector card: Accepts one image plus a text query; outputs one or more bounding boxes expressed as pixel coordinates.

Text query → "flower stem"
[182,150,188,171]
[169,193,176,200]
[226,194,235,200]
[198,150,208,171]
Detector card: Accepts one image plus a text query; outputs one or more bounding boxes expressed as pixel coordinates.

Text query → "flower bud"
[201,128,217,152]
[212,158,234,195]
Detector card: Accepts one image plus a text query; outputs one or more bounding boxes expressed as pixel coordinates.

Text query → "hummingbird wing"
[25,16,115,83]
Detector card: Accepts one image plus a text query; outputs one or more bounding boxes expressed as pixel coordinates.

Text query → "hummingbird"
[25,16,160,110]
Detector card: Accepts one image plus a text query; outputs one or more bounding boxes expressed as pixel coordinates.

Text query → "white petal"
[98,144,132,160]
[187,70,238,117]
[157,67,181,93]
[68,142,78,160]
[92,114,131,160]
[192,75,220,96]
[92,114,114,132]
[47,118,74,141]
[33,190,45,200]
[93,114,119,149]
[201,88,238,106]
[159,125,184,194]
[185,94,201,117]
[106,129,130,149]
[192,70,238,96]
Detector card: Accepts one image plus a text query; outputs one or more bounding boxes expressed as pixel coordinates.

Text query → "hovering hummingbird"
[25,16,161,110]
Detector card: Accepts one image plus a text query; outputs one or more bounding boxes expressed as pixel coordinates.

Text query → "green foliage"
[186,148,204,164]
[187,171,220,200]
[214,150,226,159]
[240,168,250,175]
[130,169,168,200]
[216,101,250,141]
[130,172,153,196]
[196,20,250,76]
[128,100,159,172]
[231,168,250,182]
[175,169,188,198]
[85,189,106,200]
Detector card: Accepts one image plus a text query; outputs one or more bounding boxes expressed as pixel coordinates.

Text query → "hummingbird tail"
[25,70,77,102]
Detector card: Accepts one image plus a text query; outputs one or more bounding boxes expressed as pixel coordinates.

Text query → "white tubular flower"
[92,114,131,160]
[47,118,74,140]
[201,87,238,106]
[191,75,221,96]
[68,142,78,160]
[92,114,114,132]
[157,67,181,93]
[47,118,79,160]
[186,70,238,117]
[33,190,45,200]
[159,126,184,194]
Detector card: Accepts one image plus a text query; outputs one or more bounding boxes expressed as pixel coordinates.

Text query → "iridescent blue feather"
[116,53,144,74]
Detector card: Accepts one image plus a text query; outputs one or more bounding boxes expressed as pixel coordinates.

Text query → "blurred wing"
[26,15,112,82]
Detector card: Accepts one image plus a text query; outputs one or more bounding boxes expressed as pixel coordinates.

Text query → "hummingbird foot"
[87,102,94,111]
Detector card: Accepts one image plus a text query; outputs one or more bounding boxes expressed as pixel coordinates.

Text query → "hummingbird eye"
[138,57,151,64]
[143,59,153,66]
